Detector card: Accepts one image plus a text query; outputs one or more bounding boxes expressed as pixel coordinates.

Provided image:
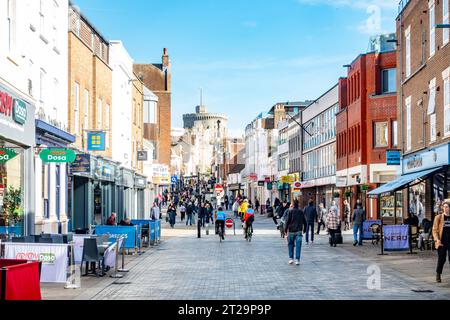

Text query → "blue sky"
[74,0,399,135]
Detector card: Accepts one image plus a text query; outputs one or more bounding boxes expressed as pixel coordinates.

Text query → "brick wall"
[397,0,450,155]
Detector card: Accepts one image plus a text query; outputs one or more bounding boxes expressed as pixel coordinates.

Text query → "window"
[444,67,450,136]
[84,89,89,130]
[392,121,398,147]
[39,69,46,103]
[39,0,46,37]
[105,104,110,148]
[52,78,58,121]
[430,113,437,142]
[444,0,449,45]
[429,0,436,57]
[73,82,79,134]
[406,97,412,150]
[6,0,16,54]
[427,78,436,115]
[97,98,102,129]
[382,69,396,93]
[405,26,411,78]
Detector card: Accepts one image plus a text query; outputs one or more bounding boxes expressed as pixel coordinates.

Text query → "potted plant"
[2,186,23,232]
[344,191,353,199]
[333,192,340,199]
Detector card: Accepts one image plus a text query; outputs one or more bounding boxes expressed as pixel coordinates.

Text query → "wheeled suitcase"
[335,230,343,244]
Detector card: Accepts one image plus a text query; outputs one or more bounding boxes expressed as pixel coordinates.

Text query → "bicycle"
[218,223,224,243]
[245,223,253,242]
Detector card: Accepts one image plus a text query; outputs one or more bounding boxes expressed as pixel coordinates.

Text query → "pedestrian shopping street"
[41,212,450,300]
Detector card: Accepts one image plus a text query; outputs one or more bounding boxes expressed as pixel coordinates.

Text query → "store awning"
[367,167,442,198]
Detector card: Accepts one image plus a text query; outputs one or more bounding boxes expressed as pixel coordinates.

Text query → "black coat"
[304,205,318,223]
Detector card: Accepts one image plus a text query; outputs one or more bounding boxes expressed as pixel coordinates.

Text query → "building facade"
[134,49,172,168]
[337,34,398,220]
[377,0,450,224]
[300,85,339,209]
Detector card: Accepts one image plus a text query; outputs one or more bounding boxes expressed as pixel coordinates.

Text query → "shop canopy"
[367,167,442,198]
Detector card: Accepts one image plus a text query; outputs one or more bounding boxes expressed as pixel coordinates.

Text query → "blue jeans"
[186,214,193,225]
[288,232,303,260]
[305,222,314,243]
[353,224,363,245]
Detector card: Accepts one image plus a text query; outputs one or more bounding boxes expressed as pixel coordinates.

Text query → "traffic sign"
[225,219,234,229]
[171,176,178,184]
[215,184,224,197]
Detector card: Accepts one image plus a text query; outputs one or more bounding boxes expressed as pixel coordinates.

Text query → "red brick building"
[336,35,398,220]
[134,49,172,168]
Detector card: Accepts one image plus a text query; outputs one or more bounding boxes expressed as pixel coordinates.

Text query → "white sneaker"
[295,260,300,265]
[288,260,294,265]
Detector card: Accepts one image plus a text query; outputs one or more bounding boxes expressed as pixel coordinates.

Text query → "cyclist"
[215,207,226,241]
[243,206,255,240]
[239,199,249,221]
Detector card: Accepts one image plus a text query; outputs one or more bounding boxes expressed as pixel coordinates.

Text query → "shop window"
[374,122,388,148]
[409,183,426,224]
[0,143,23,226]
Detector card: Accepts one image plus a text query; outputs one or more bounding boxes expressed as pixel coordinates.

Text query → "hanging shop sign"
[137,150,148,161]
[39,149,76,163]
[0,148,18,163]
[258,181,265,187]
[70,154,91,174]
[386,149,401,166]
[87,132,106,151]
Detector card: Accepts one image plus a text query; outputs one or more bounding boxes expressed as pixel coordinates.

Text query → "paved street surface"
[42,212,450,300]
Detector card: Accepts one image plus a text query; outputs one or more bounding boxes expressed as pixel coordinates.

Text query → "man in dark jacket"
[304,200,318,244]
[284,201,307,266]
[353,202,366,246]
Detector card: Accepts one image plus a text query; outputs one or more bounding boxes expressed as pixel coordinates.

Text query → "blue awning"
[368,167,442,198]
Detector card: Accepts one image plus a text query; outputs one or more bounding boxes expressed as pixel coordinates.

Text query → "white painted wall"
[110,41,133,169]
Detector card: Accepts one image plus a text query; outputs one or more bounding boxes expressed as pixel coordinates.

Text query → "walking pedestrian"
[224,195,229,211]
[352,202,366,246]
[232,200,239,218]
[433,201,450,283]
[284,201,306,266]
[304,200,317,245]
[316,203,327,235]
[151,203,160,221]
[180,203,186,222]
[327,207,341,247]
[343,199,351,231]
[274,201,288,227]
[255,198,261,214]
[167,203,177,228]
[186,202,194,226]
[199,202,207,227]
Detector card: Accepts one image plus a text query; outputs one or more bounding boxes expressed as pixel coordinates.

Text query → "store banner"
[383,225,410,251]
[94,225,140,249]
[4,243,68,283]
[362,220,381,240]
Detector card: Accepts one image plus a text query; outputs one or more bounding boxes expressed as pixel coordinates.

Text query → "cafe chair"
[410,226,419,249]
[370,224,381,245]
[81,238,105,277]
[39,237,54,244]
[24,236,35,243]
[51,235,64,244]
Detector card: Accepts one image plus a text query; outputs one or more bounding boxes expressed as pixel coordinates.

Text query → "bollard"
[118,237,130,273]
[65,241,79,289]
[110,236,124,278]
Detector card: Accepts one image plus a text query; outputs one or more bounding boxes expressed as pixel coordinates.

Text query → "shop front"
[369,143,450,224]
[300,176,336,209]
[92,157,119,226]
[118,167,135,221]
[134,174,147,219]
[35,120,76,234]
[69,153,95,231]
[0,83,36,236]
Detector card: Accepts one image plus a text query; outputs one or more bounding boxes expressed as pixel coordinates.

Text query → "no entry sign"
[225,219,234,229]
[215,184,224,197]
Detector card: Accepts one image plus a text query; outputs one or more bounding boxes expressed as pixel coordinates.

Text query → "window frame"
[406,97,412,150]
[381,68,397,94]
[429,0,436,57]
[405,26,411,78]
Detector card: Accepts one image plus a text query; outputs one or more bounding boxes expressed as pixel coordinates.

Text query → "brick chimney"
[162,48,170,69]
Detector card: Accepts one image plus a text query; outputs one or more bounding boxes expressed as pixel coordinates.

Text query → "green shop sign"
[0,148,18,163]
[39,149,76,163]
[13,99,27,125]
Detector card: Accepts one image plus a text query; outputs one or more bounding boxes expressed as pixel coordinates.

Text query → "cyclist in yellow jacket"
[239,199,249,221]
